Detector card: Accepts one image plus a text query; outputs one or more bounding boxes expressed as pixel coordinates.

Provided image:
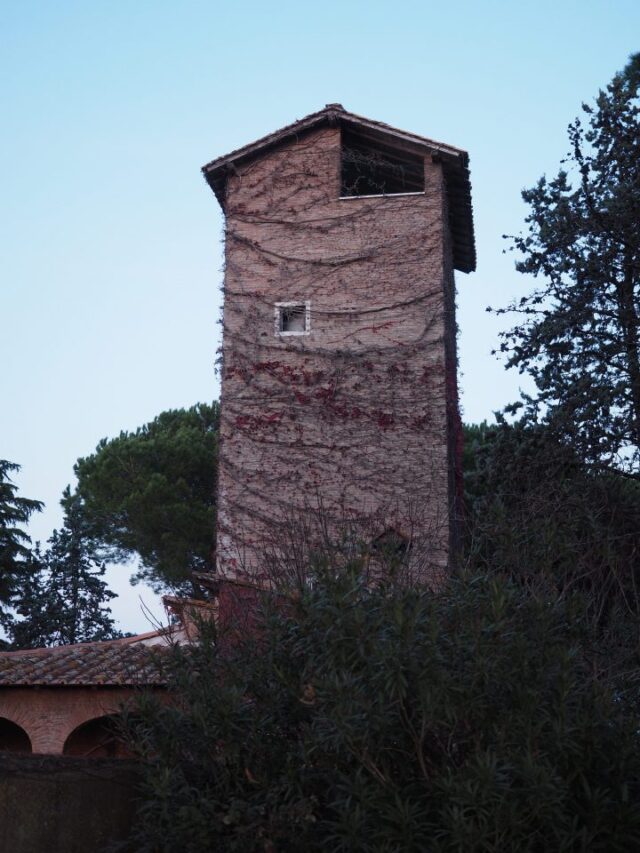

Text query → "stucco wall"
[216,125,456,583]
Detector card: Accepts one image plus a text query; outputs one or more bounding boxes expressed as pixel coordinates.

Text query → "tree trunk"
[617,252,640,460]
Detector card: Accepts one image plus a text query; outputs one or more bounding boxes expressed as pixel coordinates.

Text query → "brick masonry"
[0,639,170,755]
[215,124,465,584]
[0,686,147,754]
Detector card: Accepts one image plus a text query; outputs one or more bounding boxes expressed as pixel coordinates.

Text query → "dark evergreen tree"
[498,54,640,475]
[462,420,640,627]
[10,489,119,648]
[70,402,219,593]
[0,459,43,630]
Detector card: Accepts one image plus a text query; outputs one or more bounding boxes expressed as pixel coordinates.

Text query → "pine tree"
[499,54,640,475]
[70,402,219,592]
[0,459,43,630]
[10,490,119,648]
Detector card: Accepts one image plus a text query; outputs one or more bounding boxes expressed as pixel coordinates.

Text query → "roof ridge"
[201,104,466,177]
[0,628,173,658]
[200,105,476,274]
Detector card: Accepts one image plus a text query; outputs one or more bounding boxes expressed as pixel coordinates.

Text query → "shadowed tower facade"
[202,105,475,584]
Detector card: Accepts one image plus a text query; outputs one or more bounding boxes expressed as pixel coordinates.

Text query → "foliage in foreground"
[123,569,640,852]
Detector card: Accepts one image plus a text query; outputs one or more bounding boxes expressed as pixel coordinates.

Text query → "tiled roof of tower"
[0,641,170,687]
[202,103,476,274]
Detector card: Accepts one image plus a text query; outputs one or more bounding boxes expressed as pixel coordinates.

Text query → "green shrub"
[123,569,640,852]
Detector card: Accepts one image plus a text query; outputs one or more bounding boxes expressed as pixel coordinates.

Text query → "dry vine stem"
[212,122,464,587]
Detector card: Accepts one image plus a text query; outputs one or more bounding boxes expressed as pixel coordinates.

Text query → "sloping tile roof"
[0,642,170,687]
[202,103,476,274]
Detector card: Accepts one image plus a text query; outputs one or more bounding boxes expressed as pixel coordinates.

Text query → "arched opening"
[371,528,411,560]
[0,717,32,753]
[63,715,133,758]
[368,528,412,581]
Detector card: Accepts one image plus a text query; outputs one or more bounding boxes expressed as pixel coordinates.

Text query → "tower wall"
[216,125,456,583]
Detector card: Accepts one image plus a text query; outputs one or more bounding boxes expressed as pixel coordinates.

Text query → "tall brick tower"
[202,105,475,586]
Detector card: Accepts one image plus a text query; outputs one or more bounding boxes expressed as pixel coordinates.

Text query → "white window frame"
[274,301,311,336]
[339,190,425,201]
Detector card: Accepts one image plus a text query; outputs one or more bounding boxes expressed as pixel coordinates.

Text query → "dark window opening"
[0,718,32,754]
[371,528,411,560]
[341,129,425,197]
[63,715,133,759]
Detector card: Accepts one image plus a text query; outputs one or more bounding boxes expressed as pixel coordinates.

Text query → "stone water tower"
[202,105,475,585]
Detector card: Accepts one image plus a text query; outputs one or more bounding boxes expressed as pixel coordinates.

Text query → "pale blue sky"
[2,0,638,631]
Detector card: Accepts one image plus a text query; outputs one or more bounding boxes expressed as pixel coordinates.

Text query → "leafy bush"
[123,568,640,852]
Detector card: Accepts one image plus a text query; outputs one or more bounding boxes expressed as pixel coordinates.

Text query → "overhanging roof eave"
[202,105,476,274]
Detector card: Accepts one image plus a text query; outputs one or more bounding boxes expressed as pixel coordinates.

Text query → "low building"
[0,631,173,756]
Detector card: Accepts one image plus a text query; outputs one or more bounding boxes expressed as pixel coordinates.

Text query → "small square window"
[275,302,310,336]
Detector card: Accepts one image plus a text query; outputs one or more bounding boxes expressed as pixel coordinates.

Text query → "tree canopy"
[0,460,43,630]
[70,403,219,592]
[498,54,640,476]
[462,420,640,631]
[9,489,119,649]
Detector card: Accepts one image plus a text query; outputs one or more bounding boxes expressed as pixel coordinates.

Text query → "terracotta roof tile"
[0,642,170,687]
